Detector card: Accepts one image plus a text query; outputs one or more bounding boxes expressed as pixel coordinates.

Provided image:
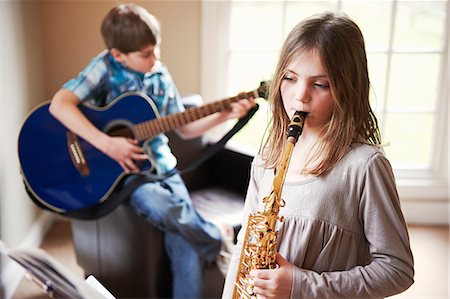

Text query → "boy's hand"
[176,97,257,139]
[99,136,148,173]
[224,98,257,119]
[250,253,293,299]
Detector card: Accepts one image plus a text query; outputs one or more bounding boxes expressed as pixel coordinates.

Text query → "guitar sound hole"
[105,123,151,171]
[106,124,135,139]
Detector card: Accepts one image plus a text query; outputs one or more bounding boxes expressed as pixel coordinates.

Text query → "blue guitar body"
[18,92,157,212]
[18,84,267,213]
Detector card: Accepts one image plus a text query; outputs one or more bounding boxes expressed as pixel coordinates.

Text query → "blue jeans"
[128,173,221,298]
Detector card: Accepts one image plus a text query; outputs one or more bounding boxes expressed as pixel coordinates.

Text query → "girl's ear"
[110,48,124,62]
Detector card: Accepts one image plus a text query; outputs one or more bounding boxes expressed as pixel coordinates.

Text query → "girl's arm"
[289,154,414,298]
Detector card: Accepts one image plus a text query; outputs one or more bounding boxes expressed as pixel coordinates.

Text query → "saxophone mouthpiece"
[295,110,308,117]
[287,111,308,141]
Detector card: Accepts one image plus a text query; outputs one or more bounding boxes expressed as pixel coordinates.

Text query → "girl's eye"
[314,82,330,89]
[282,75,295,81]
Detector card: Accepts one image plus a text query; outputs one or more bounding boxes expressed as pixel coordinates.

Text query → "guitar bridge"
[67,132,90,176]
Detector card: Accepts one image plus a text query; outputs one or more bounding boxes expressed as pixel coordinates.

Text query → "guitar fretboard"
[133,90,258,141]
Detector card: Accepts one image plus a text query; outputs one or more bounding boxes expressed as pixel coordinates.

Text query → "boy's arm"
[175,98,256,139]
[49,89,147,173]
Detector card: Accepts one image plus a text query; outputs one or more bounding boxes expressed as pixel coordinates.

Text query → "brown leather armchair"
[70,96,253,298]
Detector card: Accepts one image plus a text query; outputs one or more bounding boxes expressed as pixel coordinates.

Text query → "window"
[201,0,448,200]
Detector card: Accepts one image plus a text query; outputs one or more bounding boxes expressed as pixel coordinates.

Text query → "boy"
[49,3,255,298]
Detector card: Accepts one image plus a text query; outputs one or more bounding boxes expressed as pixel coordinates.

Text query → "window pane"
[387,53,441,111]
[285,1,337,35]
[367,53,388,111]
[216,0,447,175]
[341,0,393,50]
[393,1,447,50]
[230,1,283,51]
[233,99,270,151]
[383,112,433,168]
[227,51,278,96]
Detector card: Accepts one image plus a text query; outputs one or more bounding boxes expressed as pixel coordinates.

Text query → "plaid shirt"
[63,50,184,174]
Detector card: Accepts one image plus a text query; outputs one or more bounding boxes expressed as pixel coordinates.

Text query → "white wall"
[0,1,48,298]
[0,0,46,259]
[37,0,201,98]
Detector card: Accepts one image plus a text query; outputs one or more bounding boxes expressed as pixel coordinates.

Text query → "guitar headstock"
[234,81,271,101]
[256,81,270,100]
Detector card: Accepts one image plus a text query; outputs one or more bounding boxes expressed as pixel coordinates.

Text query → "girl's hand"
[250,253,293,299]
[99,136,148,173]
[222,98,256,120]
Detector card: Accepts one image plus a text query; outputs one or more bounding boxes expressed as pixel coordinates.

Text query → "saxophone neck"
[266,111,308,212]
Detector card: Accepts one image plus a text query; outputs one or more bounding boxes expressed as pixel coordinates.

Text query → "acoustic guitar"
[18,83,268,212]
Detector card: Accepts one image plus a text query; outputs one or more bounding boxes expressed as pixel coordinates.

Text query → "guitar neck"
[133,90,258,141]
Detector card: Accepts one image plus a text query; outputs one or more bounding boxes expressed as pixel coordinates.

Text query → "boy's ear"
[110,48,124,61]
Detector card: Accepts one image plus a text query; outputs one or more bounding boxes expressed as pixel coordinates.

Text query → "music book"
[0,240,115,299]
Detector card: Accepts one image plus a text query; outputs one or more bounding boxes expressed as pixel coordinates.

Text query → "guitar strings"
[69,95,247,162]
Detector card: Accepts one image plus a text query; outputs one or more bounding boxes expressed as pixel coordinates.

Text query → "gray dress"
[222,143,414,298]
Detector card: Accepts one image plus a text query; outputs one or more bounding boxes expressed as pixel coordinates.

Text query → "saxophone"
[232,111,307,299]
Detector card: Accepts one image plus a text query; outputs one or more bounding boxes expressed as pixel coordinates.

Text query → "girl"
[222,13,414,298]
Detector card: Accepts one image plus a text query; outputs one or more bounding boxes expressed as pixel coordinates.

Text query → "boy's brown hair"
[101,3,161,53]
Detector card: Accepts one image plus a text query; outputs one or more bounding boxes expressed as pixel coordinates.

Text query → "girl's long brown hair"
[261,13,381,175]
